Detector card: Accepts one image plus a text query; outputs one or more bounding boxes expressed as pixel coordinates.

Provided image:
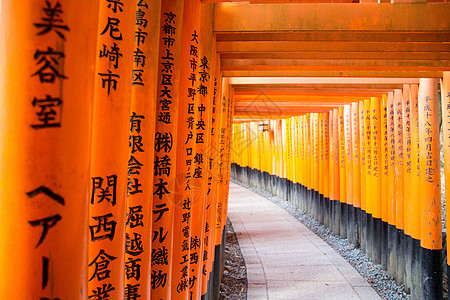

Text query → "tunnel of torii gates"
[0,0,449,299]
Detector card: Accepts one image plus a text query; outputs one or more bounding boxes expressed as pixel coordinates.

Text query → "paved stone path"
[227,182,381,300]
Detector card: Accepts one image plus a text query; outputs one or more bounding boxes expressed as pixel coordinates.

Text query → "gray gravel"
[231,179,411,300]
[219,218,248,300]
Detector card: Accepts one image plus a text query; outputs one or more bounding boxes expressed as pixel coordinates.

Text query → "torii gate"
[0,0,449,299]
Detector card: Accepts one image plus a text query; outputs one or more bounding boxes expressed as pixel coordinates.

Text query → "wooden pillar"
[88,1,136,299]
[124,1,161,299]
[441,72,450,297]
[387,91,397,279]
[315,113,320,219]
[402,84,413,293]
[201,39,220,298]
[319,114,325,224]
[214,76,231,260]
[285,118,292,202]
[304,115,309,212]
[344,105,355,244]
[323,113,331,227]
[309,115,315,216]
[359,101,367,253]
[418,78,442,300]
[381,94,390,271]
[338,107,347,239]
[299,115,305,210]
[409,83,421,300]
[318,113,325,224]
[187,0,214,297]
[332,109,341,235]
[0,1,99,298]
[352,103,361,249]
[328,111,335,229]
[151,1,184,298]
[394,89,405,284]
[370,97,382,265]
[306,114,312,214]
[364,99,373,259]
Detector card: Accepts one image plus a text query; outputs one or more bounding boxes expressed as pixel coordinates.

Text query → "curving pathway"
[227,182,381,300]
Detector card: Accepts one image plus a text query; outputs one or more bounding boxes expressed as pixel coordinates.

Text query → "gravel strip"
[231,179,412,300]
[219,218,248,300]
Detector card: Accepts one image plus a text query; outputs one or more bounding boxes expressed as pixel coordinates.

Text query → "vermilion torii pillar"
[338,107,347,239]
[370,97,382,265]
[351,103,361,248]
[0,1,99,298]
[88,1,135,299]
[409,83,421,300]
[364,99,372,259]
[402,84,413,294]
[393,89,405,284]
[359,101,367,252]
[387,92,397,279]
[441,72,450,298]
[323,113,330,228]
[332,109,341,235]
[151,1,186,299]
[170,0,201,298]
[124,1,161,299]
[199,4,219,297]
[418,78,442,300]
[381,94,390,271]
[344,105,354,243]
[202,52,221,298]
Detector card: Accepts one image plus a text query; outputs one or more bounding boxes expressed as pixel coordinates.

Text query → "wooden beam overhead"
[221,52,450,61]
[221,59,450,69]
[234,95,376,101]
[216,31,450,43]
[232,85,401,92]
[222,70,445,77]
[214,3,450,32]
[229,77,421,84]
[234,90,383,96]
[217,41,450,53]
[234,106,339,113]
[208,0,355,4]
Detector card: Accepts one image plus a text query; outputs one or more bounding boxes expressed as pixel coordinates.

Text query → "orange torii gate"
[0,1,233,300]
[231,78,448,299]
[1,1,450,300]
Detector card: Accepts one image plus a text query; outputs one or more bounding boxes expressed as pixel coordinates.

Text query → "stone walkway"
[227,182,381,300]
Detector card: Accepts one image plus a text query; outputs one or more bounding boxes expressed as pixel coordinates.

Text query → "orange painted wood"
[344,105,353,206]
[370,97,382,219]
[352,103,361,208]
[323,113,330,199]
[402,84,413,238]
[394,89,404,230]
[151,1,184,298]
[339,107,347,204]
[88,0,136,298]
[0,1,99,298]
[418,78,442,250]
[124,1,161,298]
[202,40,220,296]
[364,99,372,215]
[214,4,450,32]
[441,72,450,261]
[387,92,396,227]
[410,84,421,240]
[381,94,389,223]
[359,101,367,212]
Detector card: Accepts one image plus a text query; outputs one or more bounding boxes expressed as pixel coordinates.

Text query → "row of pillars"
[231,75,450,299]
[0,0,234,299]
